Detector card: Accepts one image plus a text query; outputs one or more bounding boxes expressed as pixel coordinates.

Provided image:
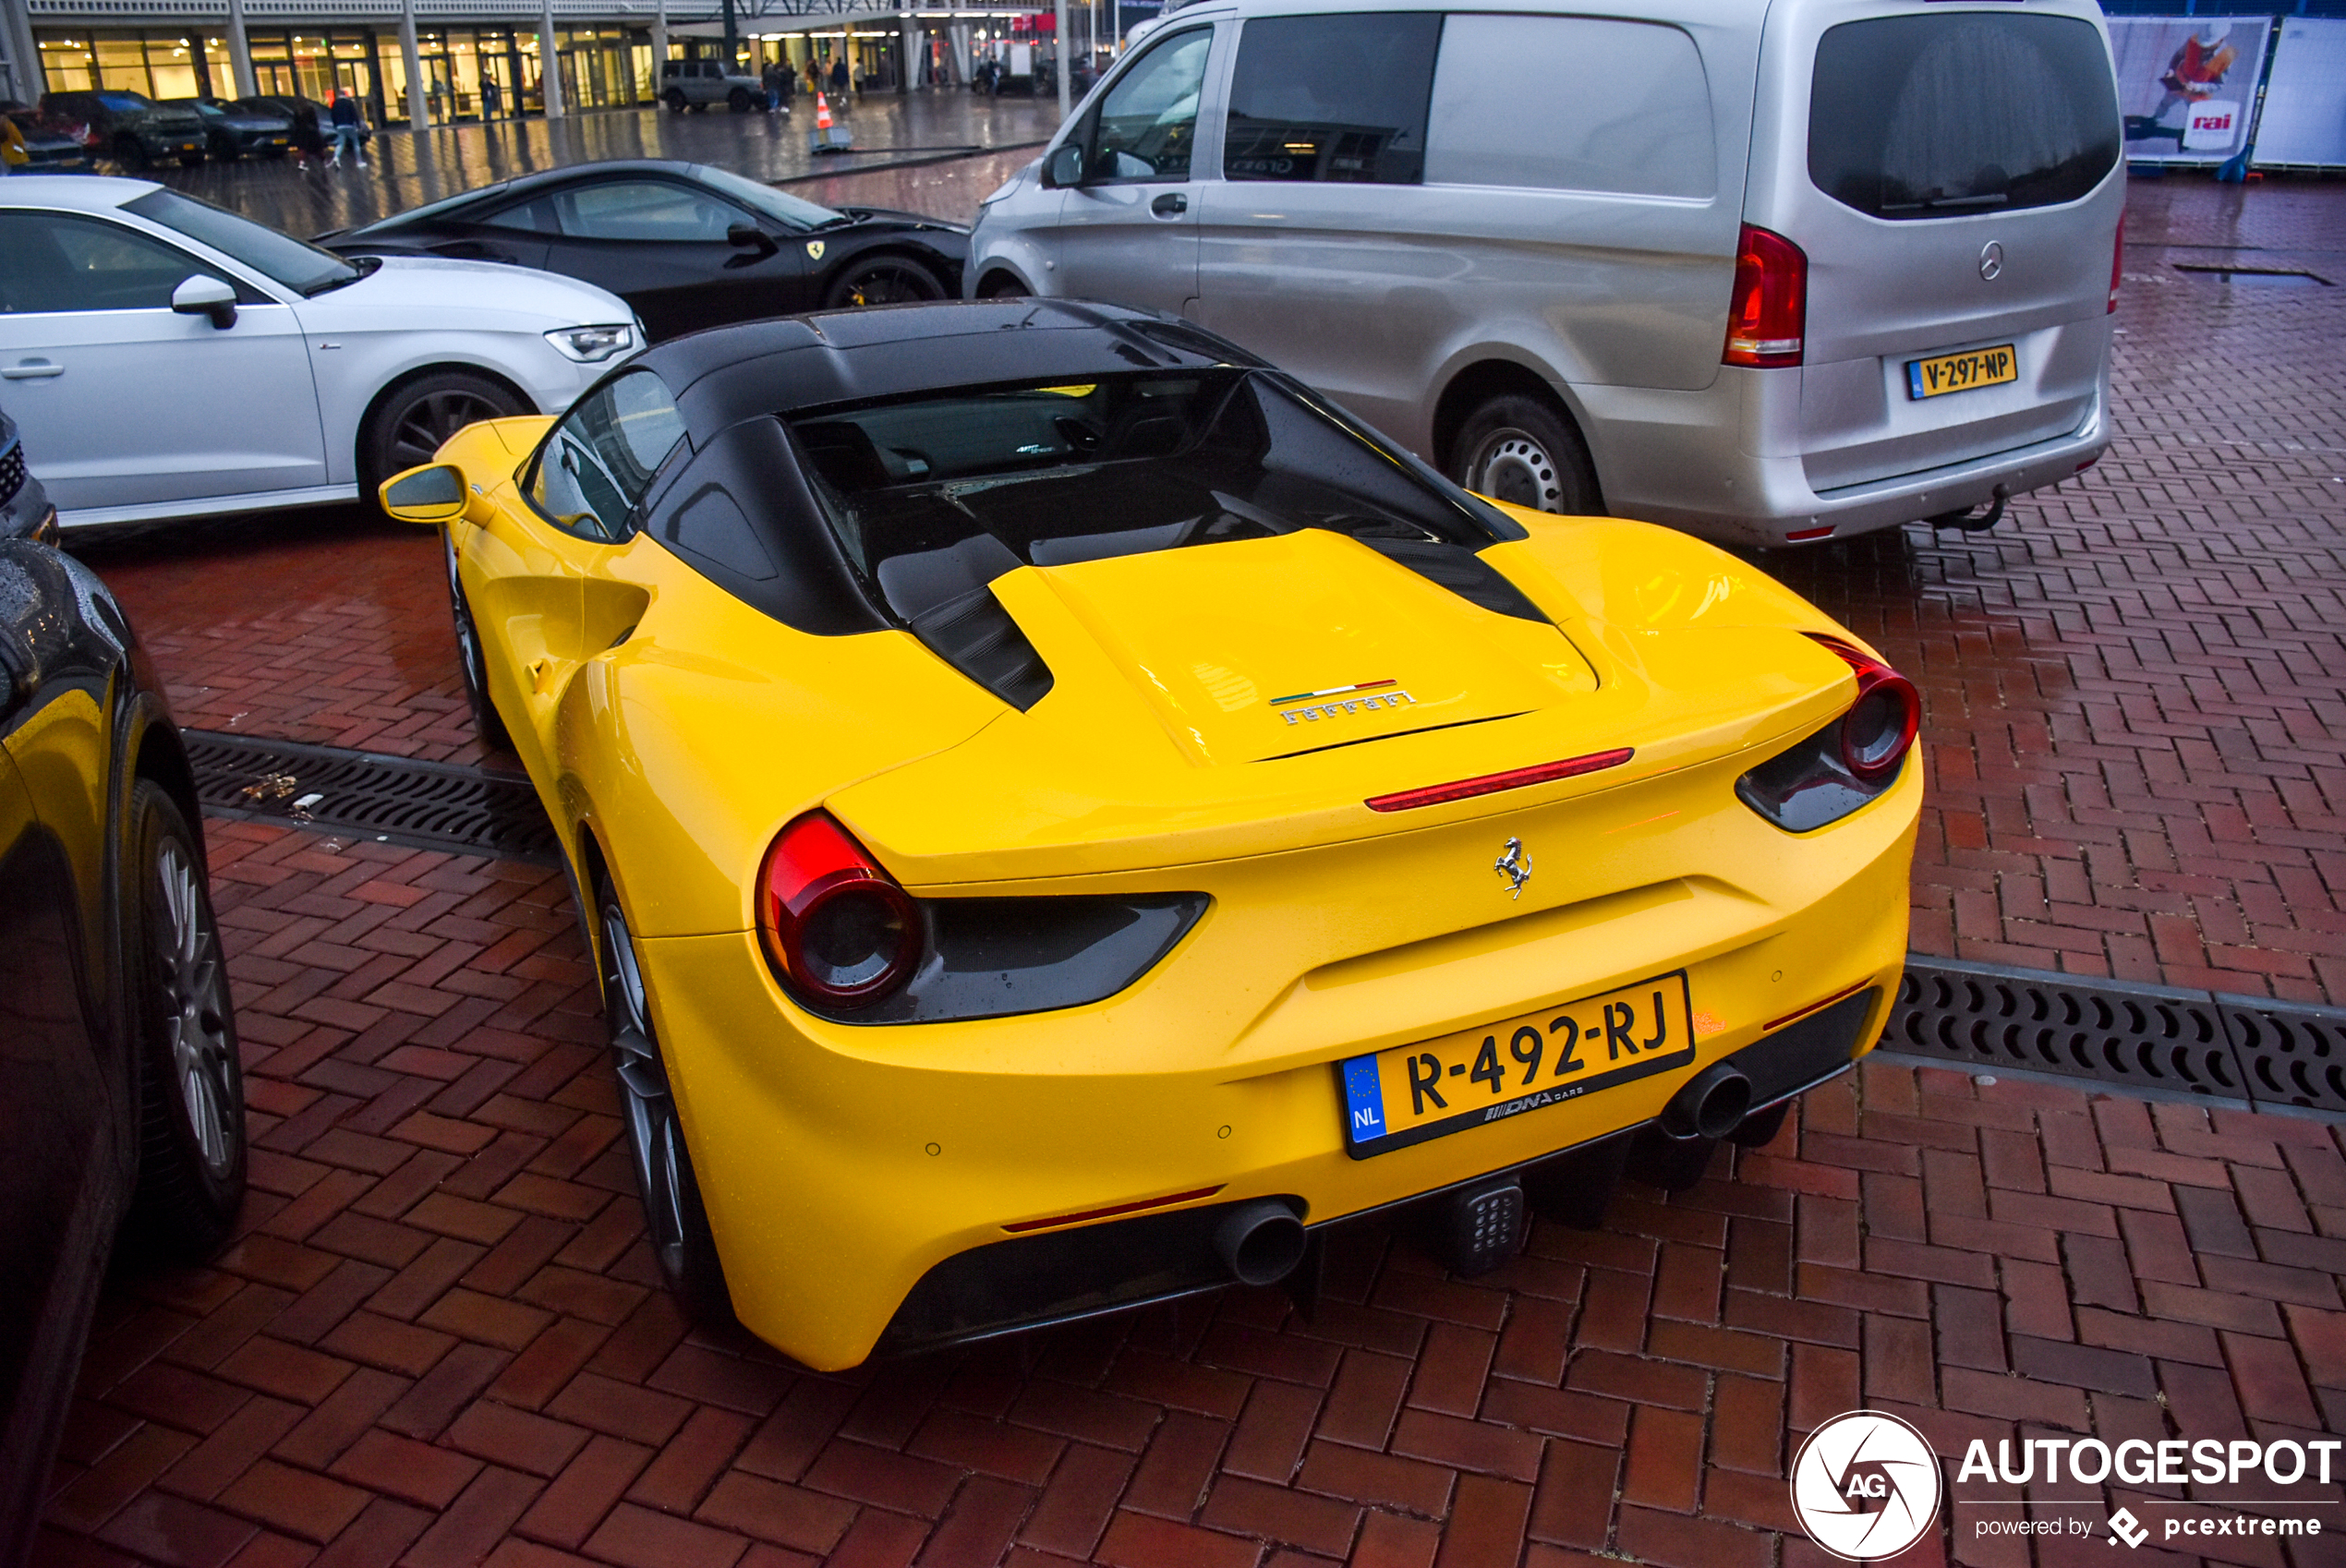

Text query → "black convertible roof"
[641,299,1269,441]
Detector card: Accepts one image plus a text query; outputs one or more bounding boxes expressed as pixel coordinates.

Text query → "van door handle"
[2,359,63,380]
[1151,192,1188,218]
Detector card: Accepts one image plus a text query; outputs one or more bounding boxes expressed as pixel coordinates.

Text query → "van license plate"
[1337,971,1694,1158]
[1906,344,2017,400]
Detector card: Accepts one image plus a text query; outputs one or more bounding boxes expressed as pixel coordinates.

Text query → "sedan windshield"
[123,188,360,296]
[691,164,846,231]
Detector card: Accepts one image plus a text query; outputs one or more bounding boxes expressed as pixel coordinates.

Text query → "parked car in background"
[40,90,207,170]
[322,160,967,341]
[970,0,2123,549]
[0,175,643,528]
[378,298,1922,1369]
[173,96,294,160]
[659,57,766,113]
[1,101,95,172]
[0,537,242,1568]
[0,406,58,543]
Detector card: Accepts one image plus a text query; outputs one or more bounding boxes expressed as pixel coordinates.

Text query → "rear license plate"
[1906,344,2017,400]
[1338,971,1695,1158]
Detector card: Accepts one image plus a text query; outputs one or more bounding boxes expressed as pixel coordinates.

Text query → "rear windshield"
[1809,14,2120,220]
[789,370,1514,586]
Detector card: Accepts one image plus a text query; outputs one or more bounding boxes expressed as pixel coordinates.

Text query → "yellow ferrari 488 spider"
[380,300,1920,1370]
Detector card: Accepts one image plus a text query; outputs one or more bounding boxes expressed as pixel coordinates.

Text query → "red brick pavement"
[68,177,2346,1005]
[34,819,2346,1567]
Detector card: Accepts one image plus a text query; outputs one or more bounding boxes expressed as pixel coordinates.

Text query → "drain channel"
[184,730,561,865]
[1884,957,2346,1116]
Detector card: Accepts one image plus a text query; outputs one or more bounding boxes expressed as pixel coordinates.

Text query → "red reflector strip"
[1763,978,1872,1033]
[1365,748,1634,814]
[1784,525,1834,542]
[1001,1185,1226,1234]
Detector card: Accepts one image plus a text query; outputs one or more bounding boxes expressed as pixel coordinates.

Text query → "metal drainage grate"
[2171,263,2331,286]
[1885,957,2346,1116]
[184,730,561,865]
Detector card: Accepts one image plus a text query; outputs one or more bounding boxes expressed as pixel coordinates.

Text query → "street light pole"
[399,0,427,127]
[1054,0,1068,120]
[224,0,256,96]
[538,0,564,117]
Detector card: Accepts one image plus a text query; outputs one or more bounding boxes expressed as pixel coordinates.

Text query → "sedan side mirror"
[171,273,237,330]
[1043,143,1085,189]
[378,463,468,525]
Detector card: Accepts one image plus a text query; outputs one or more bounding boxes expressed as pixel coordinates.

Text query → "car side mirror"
[378,463,467,525]
[1043,143,1085,189]
[171,273,236,330]
[726,223,769,251]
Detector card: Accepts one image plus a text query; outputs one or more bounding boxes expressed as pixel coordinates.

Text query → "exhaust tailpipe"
[1661,1063,1752,1141]
[1215,1200,1307,1287]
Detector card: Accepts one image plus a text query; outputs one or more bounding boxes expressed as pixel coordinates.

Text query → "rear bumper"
[635,760,1920,1370]
[1584,367,2109,549]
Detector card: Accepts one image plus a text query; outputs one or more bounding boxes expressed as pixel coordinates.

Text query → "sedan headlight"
[544,323,638,364]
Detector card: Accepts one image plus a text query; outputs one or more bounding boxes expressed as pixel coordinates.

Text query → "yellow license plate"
[1906,344,2017,400]
[1338,971,1694,1157]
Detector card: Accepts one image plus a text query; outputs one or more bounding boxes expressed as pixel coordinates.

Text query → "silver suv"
[659,58,766,114]
[967,0,2124,547]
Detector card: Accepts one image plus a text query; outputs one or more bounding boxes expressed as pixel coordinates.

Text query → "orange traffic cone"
[814,92,832,131]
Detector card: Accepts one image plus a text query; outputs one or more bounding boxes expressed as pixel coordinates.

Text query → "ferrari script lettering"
[1282,689,1416,724]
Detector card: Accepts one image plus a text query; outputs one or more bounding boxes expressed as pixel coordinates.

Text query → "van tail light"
[756,812,923,1008]
[1723,223,1807,368]
[2108,219,2123,314]
[1735,634,1917,832]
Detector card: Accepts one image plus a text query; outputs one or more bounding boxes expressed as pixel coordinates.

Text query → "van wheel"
[664,88,688,112]
[599,881,732,1325]
[729,87,754,113]
[975,271,1030,300]
[1451,395,1602,515]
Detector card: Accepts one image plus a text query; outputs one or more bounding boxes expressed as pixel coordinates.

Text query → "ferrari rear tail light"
[757,812,923,1008]
[1723,224,1807,368]
[1809,633,1919,783]
[1734,634,1917,833]
[2109,220,2123,314]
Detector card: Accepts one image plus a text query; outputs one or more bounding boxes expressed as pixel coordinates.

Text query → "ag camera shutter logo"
[1790,1411,1942,1561]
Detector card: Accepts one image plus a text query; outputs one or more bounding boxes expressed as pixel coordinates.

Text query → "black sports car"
[0,539,245,1568]
[321,159,969,343]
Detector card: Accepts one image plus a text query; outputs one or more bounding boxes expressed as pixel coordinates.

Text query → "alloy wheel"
[601,899,694,1281]
[388,388,505,474]
[832,259,943,308]
[153,834,237,1178]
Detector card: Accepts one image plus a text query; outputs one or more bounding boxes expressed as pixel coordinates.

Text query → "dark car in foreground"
[171,96,293,159]
[0,407,58,543]
[41,89,206,169]
[2,101,94,172]
[322,159,967,341]
[0,539,246,1568]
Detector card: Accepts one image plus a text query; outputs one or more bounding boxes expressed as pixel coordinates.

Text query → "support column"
[538,0,563,117]
[648,0,666,88]
[399,0,427,127]
[1053,0,1068,120]
[224,0,256,96]
[0,0,42,103]
[898,13,914,91]
[947,22,966,86]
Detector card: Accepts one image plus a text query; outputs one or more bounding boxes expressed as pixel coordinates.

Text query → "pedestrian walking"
[328,89,366,167]
[829,54,849,99]
[289,97,327,168]
[481,75,502,119]
[761,59,784,113]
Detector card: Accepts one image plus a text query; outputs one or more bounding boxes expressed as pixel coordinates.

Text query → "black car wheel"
[125,781,246,1260]
[729,87,754,113]
[824,256,947,310]
[664,88,688,113]
[599,883,732,1324]
[1450,394,1602,515]
[113,135,150,171]
[445,533,513,753]
[360,370,525,500]
[177,152,204,167]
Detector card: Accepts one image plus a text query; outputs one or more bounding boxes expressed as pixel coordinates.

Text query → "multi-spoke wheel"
[1450,394,1602,515]
[599,884,732,1322]
[823,256,947,309]
[126,781,246,1259]
[444,532,512,753]
[360,370,525,502]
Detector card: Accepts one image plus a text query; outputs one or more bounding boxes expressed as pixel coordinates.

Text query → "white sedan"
[0,175,643,529]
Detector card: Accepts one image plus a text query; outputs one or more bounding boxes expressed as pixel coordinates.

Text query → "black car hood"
[837,205,969,235]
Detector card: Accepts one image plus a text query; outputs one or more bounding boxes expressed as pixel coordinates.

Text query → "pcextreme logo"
[1790,1412,1942,1561]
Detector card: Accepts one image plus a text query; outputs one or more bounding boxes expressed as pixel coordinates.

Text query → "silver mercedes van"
[965,0,2124,547]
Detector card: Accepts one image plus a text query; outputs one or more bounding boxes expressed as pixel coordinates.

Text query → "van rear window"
[1809,14,2120,220]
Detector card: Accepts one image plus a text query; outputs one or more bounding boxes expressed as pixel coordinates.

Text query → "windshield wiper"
[304,254,381,296]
